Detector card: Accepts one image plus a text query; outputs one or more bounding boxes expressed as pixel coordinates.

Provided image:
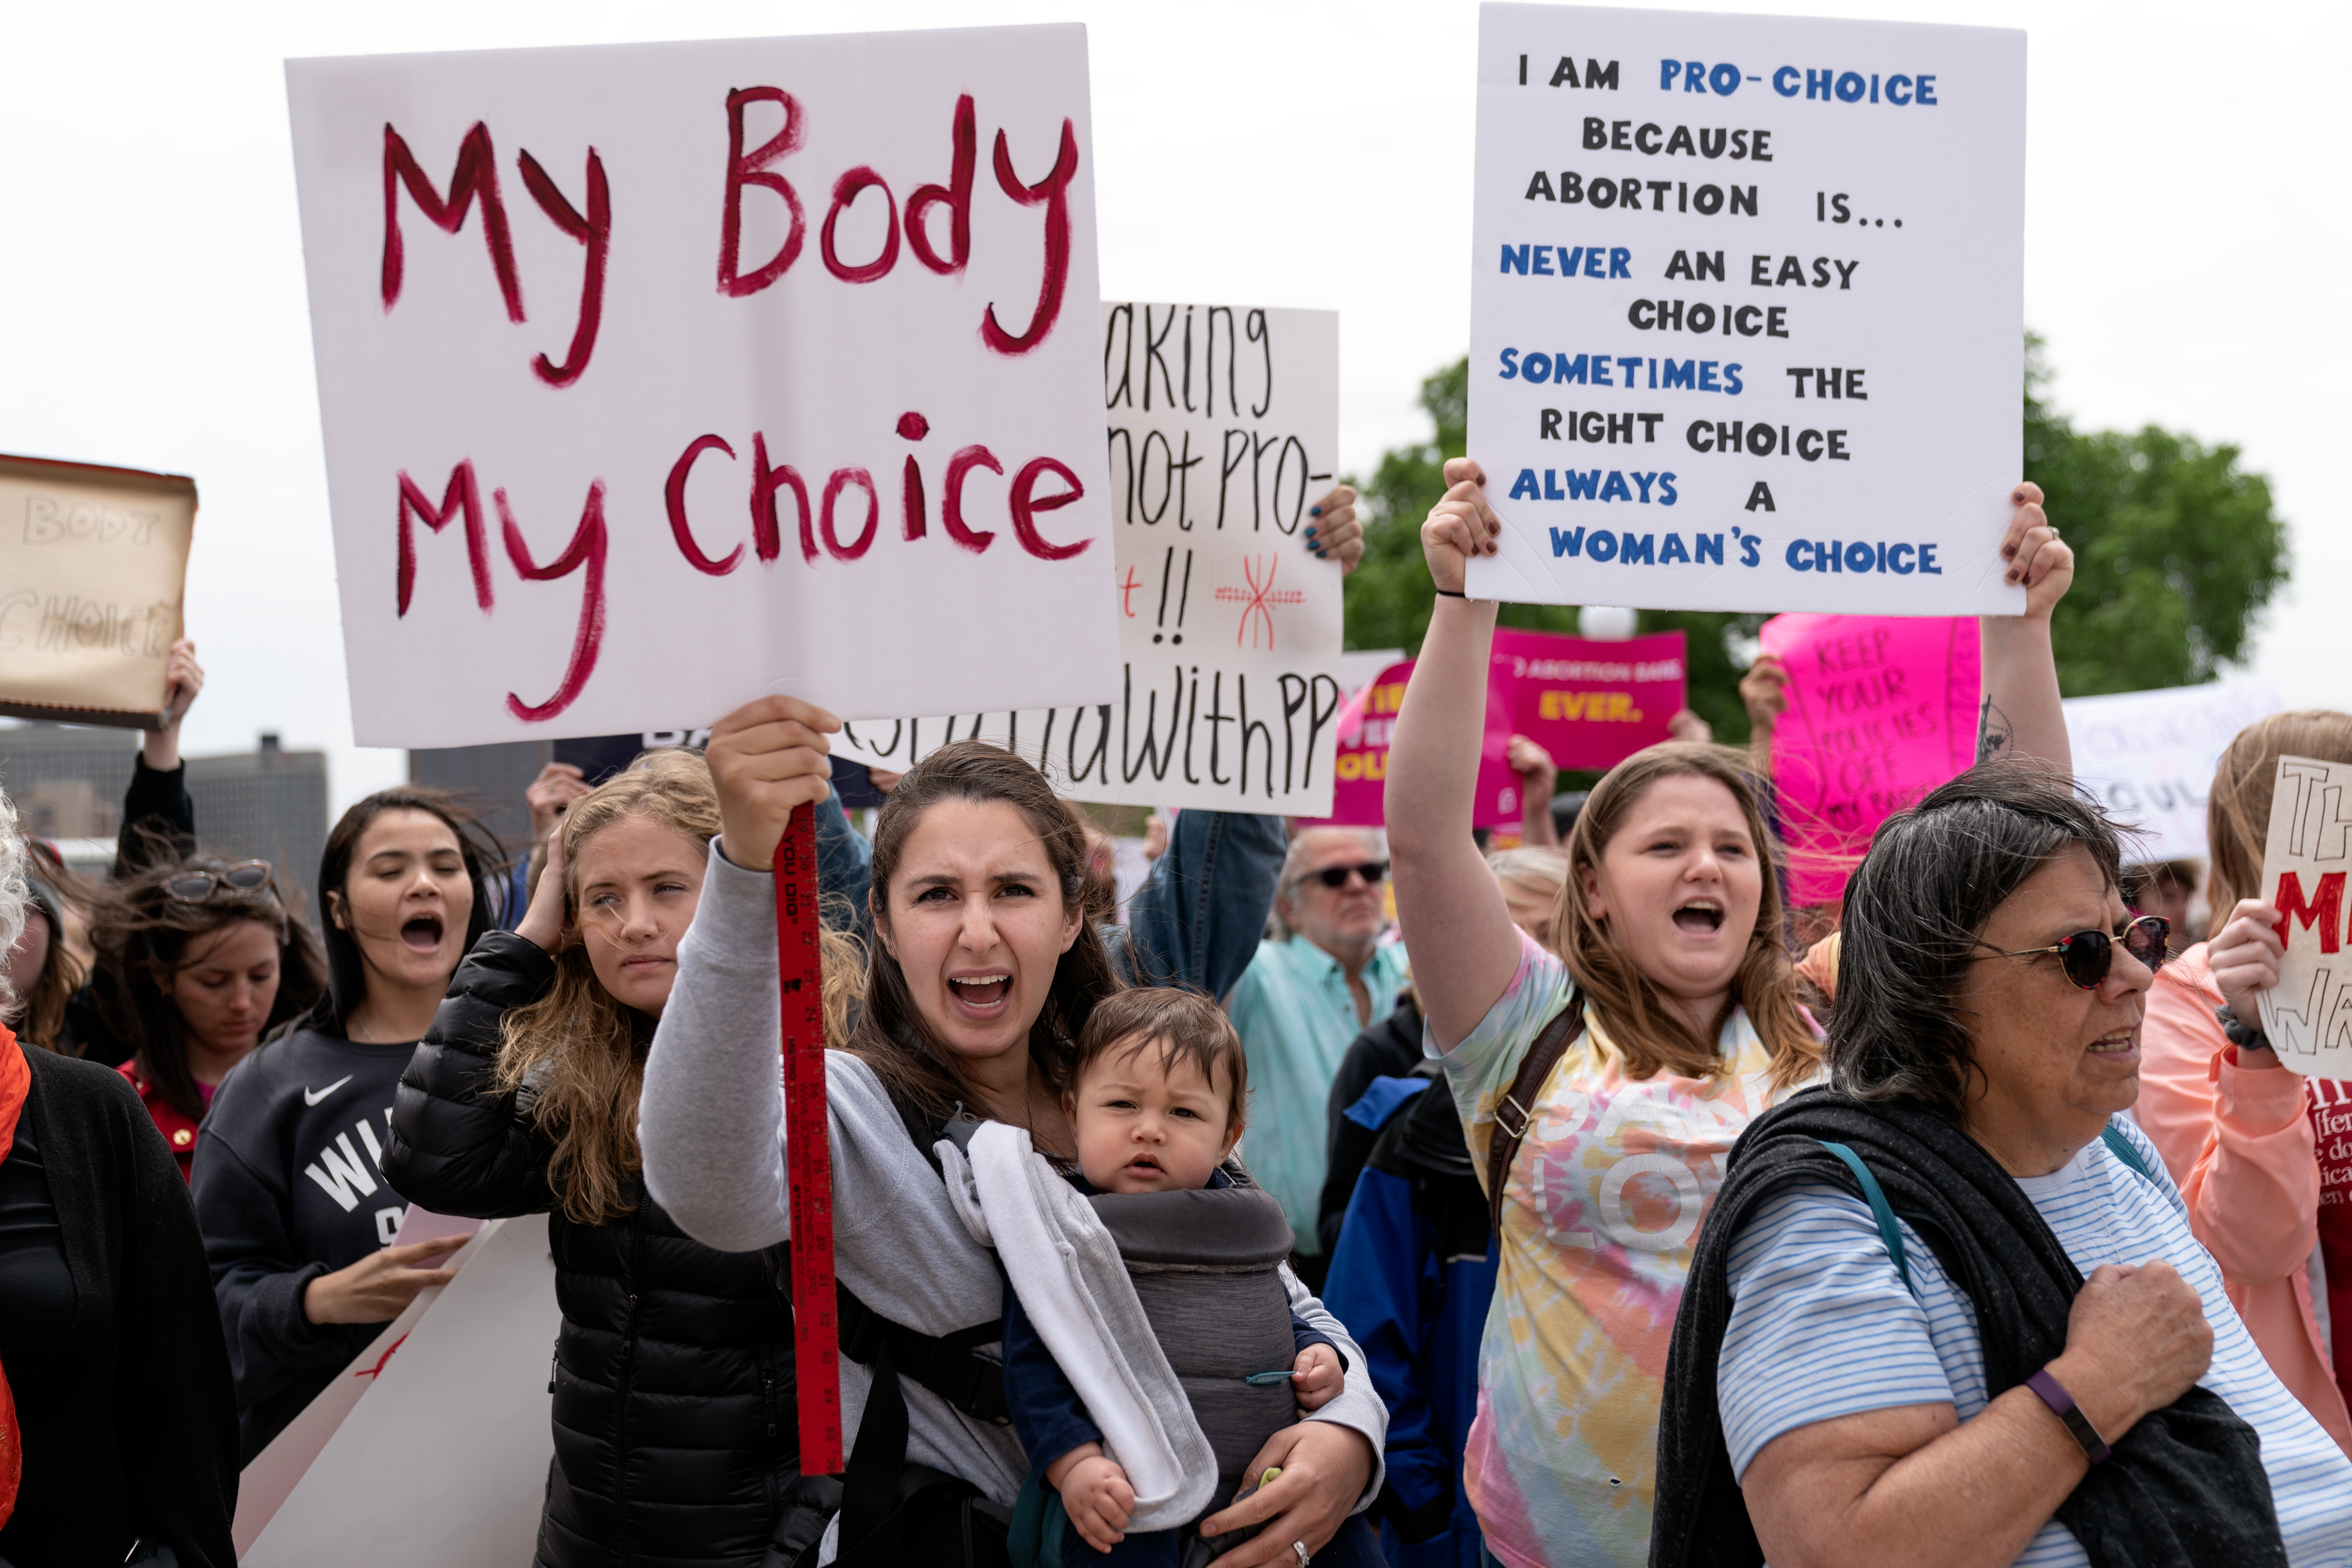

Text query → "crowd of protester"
[6,468,2352,1568]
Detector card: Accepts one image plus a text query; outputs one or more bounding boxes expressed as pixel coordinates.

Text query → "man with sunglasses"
[1227,828,1410,1288]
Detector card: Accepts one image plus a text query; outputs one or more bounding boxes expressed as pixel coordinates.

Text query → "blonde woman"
[383,750,856,1568]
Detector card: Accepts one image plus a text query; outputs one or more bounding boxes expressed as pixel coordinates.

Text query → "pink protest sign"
[1309,659,1518,828]
[1761,615,1981,905]
[1494,627,1685,772]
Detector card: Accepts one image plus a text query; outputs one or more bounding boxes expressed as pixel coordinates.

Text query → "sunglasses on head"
[164,860,275,904]
[1307,861,1389,890]
[1976,914,2170,989]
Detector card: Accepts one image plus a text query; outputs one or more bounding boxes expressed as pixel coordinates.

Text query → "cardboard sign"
[1760,613,1980,904]
[1306,659,1520,829]
[242,1214,561,1566]
[2255,756,2352,1079]
[830,302,1348,815]
[287,27,1116,748]
[2064,681,2284,865]
[1463,4,2027,616]
[1494,626,1683,770]
[0,453,195,729]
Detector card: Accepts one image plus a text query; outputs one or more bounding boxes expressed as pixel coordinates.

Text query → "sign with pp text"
[2256,755,2352,1079]
[287,27,1114,747]
[831,302,1347,815]
[1464,4,2025,616]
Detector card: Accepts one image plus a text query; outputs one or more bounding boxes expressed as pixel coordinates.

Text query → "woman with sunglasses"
[1652,760,2352,1568]
[1228,829,1410,1287]
[1384,461,2079,1568]
[2133,711,2352,1455]
[191,787,501,1457]
[82,855,327,1179]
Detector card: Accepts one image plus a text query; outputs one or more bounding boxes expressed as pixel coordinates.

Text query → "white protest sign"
[1464,4,2025,615]
[2255,756,2352,1079]
[2063,681,2283,864]
[242,1214,561,1568]
[287,27,1116,748]
[831,302,1347,815]
[234,1215,504,1554]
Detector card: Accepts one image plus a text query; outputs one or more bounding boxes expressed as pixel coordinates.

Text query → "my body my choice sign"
[287,27,1115,747]
[1465,4,2027,616]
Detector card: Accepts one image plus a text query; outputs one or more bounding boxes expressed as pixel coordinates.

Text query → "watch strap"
[2026,1367,2111,1464]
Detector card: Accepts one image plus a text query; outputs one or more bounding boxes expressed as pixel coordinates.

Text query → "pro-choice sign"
[1464,4,2027,616]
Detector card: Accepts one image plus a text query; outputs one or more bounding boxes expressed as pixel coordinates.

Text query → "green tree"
[1344,345,2290,729]
[2023,338,2288,695]
[1344,358,1764,744]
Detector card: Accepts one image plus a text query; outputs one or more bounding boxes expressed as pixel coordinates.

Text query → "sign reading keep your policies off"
[1465,5,2027,616]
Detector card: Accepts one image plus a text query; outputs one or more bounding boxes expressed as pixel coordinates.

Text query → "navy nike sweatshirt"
[190,1027,426,1458]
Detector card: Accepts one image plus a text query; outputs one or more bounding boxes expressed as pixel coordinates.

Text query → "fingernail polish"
[1304,526,1318,537]
[1309,506,1322,516]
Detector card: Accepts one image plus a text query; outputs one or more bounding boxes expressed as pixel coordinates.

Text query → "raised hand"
[1997,482,2074,619]
[1419,458,1501,594]
[705,695,840,869]
[1304,485,1365,575]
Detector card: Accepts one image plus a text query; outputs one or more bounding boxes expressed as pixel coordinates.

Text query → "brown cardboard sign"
[0,453,196,730]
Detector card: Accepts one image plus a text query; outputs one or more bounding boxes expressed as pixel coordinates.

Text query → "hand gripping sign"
[1463,4,2027,616]
[2256,756,2352,1080]
[287,25,1120,1474]
[287,25,1116,750]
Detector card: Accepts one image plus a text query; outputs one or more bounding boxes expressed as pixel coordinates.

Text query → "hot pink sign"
[1307,659,1519,828]
[1493,627,1685,772]
[1761,614,1982,906]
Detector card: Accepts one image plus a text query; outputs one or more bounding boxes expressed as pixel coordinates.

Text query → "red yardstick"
[773,803,842,1474]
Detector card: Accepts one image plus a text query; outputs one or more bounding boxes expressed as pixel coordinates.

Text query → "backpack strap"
[2100,1123,2155,1182]
[1817,1139,1910,1293]
[1487,1000,1586,1239]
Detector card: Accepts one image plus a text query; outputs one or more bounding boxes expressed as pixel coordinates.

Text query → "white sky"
[3,0,2341,816]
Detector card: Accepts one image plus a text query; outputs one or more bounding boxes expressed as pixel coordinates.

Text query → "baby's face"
[1071,1035,1238,1194]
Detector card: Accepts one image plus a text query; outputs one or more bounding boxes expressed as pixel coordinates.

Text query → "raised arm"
[1976,483,2076,771]
[638,695,836,1252]
[1120,809,1286,1000]
[1384,460,1525,1048]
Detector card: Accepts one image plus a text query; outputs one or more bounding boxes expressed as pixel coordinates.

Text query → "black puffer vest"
[1088,1183,1299,1512]
[384,932,798,1568]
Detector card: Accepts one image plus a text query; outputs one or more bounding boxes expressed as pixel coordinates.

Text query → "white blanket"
[939,1122,1216,1530]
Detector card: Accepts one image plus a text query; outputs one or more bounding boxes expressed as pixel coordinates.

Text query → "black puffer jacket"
[382,932,797,1568]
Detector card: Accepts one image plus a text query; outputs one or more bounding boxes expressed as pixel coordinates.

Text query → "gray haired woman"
[1653,760,2352,1568]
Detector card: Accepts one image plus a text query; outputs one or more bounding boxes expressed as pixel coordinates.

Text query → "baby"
[999,987,1344,1565]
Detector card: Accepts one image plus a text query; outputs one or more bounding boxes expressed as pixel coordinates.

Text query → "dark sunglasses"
[164,860,276,903]
[1977,914,2170,989]
[1308,861,1389,890]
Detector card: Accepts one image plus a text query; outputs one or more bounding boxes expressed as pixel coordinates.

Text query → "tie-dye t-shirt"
[1436,933,1818,1568]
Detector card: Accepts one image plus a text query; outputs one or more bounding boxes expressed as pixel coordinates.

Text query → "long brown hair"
[2206,711,2352,916]
[86,856,328,1118]
[1554,743,1820,1089]
[496,749,860,1225]
[12,871,88,1052]
[852,741,1119,1127]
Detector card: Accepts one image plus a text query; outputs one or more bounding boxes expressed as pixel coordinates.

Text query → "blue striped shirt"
[1719,1116,2352,1566]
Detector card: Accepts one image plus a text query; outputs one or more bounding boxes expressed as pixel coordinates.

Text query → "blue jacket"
[1320,1076,1496,1568]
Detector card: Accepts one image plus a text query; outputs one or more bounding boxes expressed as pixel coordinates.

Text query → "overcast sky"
[2,0,2341,815]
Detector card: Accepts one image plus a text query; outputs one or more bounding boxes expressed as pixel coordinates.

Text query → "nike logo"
[304,1075,355,1107]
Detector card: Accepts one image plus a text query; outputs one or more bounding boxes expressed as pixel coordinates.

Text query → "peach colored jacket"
[2138,943,2352,1454]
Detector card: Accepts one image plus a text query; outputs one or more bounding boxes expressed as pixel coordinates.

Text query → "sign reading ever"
[287,26,1117,747]
[2257,755,2352,1080]
[1464,4,2027,617]
[831,303,1347,815]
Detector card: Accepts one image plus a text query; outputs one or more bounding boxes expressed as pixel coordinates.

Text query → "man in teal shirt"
[1227,827,1410,1286]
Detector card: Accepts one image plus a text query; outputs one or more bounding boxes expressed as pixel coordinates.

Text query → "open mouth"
[1125,1153,1164,1177]
[2087,1030,2140,1058]
[948,973,1012,1011]
[1672,899,1724,934]
[400,913,446,953]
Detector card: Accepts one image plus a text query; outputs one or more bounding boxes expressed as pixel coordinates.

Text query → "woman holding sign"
[1380,459,2076,1568]
[2135,712,2352,1453]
